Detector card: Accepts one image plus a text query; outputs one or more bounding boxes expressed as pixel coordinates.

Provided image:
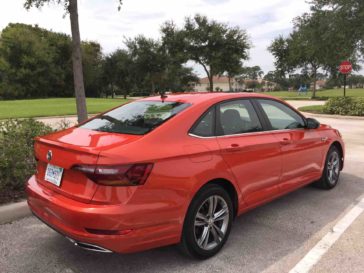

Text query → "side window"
[257,99,305,130]
[190,108,215,137]
[218,100,262,135]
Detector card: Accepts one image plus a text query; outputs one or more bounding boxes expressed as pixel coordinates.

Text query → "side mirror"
[306,118,320,129]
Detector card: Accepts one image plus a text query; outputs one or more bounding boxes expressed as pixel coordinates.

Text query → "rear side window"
[190,108,215,137]
[218,100,262,135]
[257,99,305,130]
[80,101,190,135]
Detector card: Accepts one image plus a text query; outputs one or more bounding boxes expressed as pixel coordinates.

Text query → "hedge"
[323,97,364,116]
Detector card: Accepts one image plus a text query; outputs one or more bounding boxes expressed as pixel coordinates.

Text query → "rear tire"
[179,184,233,259]
[314,146,341,189]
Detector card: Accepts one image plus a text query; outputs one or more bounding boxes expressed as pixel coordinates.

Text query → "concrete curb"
[301,111,364,120]
[0,200,31,225]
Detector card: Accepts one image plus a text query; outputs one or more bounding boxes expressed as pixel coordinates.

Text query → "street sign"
[339,61,352,97]
[339,61,352,74]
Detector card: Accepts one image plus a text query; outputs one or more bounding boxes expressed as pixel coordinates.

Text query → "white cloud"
[0,0,310,76]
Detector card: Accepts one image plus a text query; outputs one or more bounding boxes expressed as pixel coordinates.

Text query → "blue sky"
[0,0,311,76]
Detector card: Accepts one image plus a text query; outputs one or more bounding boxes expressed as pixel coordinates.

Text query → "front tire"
[314,146,341,189]
[180,184,233,259]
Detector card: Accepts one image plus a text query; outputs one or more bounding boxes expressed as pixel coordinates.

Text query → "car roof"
[138,92,281,105]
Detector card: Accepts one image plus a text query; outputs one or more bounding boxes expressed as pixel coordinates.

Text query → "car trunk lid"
[34,127,142,203]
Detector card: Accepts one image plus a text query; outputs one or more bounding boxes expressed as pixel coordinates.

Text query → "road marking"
[289,197,364,273]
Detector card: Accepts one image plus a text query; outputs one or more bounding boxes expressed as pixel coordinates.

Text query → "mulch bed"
[0,189,26,205]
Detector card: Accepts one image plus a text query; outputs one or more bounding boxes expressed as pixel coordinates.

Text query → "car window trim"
[188,105,217,137]
[250,99,271,131]
[189,97,267,138]
[253,98,307,131]
[215,98,264,136]
[189,127,306,139]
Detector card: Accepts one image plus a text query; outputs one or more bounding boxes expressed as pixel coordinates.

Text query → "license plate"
[45,164,64,187]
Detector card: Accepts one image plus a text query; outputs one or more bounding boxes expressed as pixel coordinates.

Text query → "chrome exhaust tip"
[66,237,112,253]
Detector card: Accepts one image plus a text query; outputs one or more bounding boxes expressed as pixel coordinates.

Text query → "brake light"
[72,163,153,186]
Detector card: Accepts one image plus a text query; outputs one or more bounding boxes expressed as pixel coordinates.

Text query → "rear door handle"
[280,138,291,145]
[223,144,245,152]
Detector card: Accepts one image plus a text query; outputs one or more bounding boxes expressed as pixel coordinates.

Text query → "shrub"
[323,97,364,116]
[0,119,53,203]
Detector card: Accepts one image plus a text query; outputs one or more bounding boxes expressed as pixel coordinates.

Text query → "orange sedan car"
[27,93,344,259]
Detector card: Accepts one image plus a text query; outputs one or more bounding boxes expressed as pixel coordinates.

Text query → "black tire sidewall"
[181,184,233,259]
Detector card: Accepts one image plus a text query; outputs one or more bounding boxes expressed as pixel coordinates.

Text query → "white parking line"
[289,197,364,273]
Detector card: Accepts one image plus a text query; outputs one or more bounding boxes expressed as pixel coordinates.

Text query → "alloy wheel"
[193,195,229,251]
[327,151,340,185]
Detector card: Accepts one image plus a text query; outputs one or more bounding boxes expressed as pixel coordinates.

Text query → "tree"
[125,36,168,94]
[269,10,358,98]
[162,14,250,91]
[268,36,293,78]
[24,0,122,123]
[124,35,198,94]
[82,41,103,97]
[311,0,364,55]
[0,23,73,99]
[102,49,134,99]
[0,23,103,99]
[240,66,264,80]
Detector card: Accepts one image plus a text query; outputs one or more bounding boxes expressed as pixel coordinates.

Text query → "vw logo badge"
[47,150,53,162]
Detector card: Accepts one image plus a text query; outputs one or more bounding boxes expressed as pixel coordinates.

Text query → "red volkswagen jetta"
[27,93,344,259]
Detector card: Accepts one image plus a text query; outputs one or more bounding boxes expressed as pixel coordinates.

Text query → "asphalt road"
[1,104,364,273]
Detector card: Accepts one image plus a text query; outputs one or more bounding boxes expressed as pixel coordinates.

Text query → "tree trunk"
[312,67,317,99]
[68,0,88,123]
[209,74,214,92]
[228,76,232,91]
[151,81,155,94]
[199,61,213,92]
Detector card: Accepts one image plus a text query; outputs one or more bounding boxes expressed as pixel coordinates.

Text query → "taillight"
[72,163,153,186]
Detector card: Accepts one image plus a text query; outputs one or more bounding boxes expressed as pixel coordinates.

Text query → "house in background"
[192,76,277,92]
[313,80,327,90]
[194,76,231,92]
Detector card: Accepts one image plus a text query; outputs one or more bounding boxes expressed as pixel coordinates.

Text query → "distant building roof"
[316,80,326,86]
[199,76,230,84]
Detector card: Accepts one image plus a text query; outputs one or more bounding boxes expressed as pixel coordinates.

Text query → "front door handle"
[280,138,291,145]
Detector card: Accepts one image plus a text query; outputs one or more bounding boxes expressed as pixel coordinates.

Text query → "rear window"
[80,101,191,135]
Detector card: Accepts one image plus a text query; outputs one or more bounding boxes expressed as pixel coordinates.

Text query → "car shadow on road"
[39,172,364,273]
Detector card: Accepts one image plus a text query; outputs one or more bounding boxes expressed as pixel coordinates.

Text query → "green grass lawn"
[267,88,364,100]
[0,98,130,119]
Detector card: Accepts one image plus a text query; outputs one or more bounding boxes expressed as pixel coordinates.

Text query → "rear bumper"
[26,175,181,253]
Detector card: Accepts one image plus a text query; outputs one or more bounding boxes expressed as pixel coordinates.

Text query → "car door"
[255,99,324,192]
[216,99,282,206]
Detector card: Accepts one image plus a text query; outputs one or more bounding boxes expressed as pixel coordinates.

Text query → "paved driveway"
[1,101,363,273]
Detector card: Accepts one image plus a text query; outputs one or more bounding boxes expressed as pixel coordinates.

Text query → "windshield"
[79,101,191,135]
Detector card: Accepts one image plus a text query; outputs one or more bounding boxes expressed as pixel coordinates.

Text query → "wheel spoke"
[212,223,224,238]
[329,170,333,181]
[208,196,217,217]
[195,219,206,226]
[213,207,228,221]
[200,227,210,248]
[333,158,339,166]
[210,226,221,244]
[196,212,208,222]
